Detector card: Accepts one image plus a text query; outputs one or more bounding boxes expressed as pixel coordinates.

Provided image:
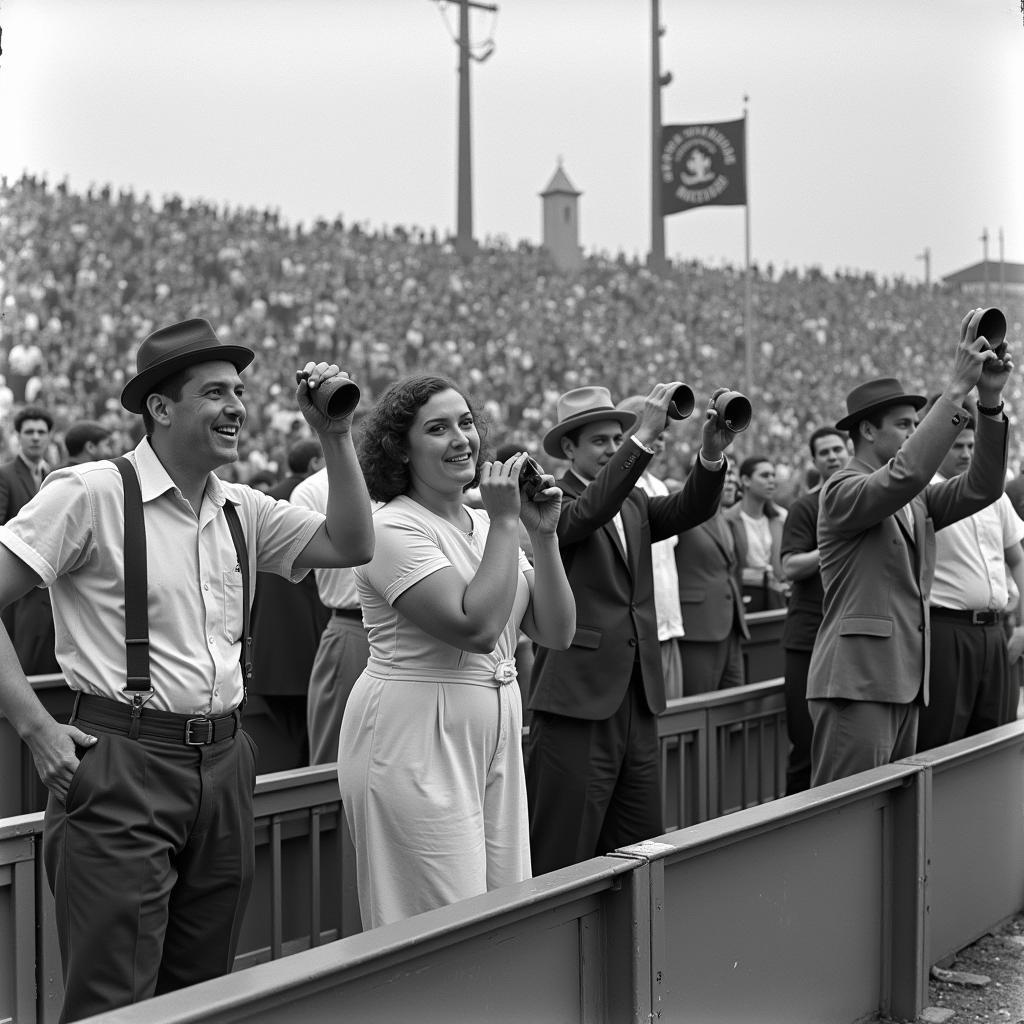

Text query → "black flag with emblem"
[660,118,747,215]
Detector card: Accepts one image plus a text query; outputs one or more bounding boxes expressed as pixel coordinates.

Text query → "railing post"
[881,766,929,1020]
[609,840,672,1024]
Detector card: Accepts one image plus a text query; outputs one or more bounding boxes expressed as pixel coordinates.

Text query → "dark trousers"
[783,647,814,794]
[918,618,1011,752]
[43,707,257,1022]
[679,632,745,696]
[525,663,662,875]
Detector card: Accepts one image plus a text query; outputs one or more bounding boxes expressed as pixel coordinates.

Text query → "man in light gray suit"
[808,309,1013,786]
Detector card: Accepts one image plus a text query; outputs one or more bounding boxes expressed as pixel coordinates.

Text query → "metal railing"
[59,722,1024,1024]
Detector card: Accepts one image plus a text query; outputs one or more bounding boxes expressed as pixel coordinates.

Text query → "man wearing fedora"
[525,381,735,873]
[807,309,1012,787]
[0,318,374,1021]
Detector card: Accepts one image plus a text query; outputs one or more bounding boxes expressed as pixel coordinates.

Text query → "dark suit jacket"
[529,440,724,721]
[249,474,330,696]
[675,512,749,643]
[0,457,38,525]
[807,395,1008,706]
[0,457,60,675]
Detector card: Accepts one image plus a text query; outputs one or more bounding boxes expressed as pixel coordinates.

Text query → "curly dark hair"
[357,375,491,502]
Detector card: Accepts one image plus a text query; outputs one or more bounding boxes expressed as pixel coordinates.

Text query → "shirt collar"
[133,437,229,508]
[18,453,46,477]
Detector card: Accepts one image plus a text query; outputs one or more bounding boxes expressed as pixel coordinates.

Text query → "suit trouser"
[525,661,662,875]
[783,647,814,794]
[679,632,745,696]
[307,612,369,765]
[43,706,256,1023]
[917,617,1010,752]
[808,697,918,787]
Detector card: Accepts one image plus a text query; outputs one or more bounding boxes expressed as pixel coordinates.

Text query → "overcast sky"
[1,0,1021,281]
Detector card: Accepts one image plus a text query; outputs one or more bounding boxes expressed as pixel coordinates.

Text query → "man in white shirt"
[291,467,372,763]
[919,404,1024,750]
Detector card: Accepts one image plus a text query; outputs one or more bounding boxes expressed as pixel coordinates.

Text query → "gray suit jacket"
[675,513,749,643]
[807,395,1008,705]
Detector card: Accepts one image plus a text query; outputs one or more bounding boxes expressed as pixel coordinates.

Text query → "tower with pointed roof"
[540,161,582,272]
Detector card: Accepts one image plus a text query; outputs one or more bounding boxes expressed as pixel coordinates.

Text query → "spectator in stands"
[721,464,740,508]
[917,401,1024,750]
[337,374,575,928]
[0,405,60,676]
[779,427,850,793]
[525,383,733,875]
[62,419,115,466]
[808,309,1012,786]
[0,318,374,1021]
[245,438,330,772]
[675,451,750,696]
[616,394,686,701]
[291,453,373,767]
[247,469,278,494]
[724,455,788,613]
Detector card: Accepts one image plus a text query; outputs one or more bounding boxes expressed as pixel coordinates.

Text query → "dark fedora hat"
[835,377,927,432]
[121,318,255,414]
[542,386,638,459]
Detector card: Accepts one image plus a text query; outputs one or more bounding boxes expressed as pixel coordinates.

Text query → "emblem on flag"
[660,119,747,215]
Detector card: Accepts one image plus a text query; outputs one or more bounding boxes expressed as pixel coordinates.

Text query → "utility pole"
[650,0,672,274]
[432,0,497,262]
[915,247,931,287]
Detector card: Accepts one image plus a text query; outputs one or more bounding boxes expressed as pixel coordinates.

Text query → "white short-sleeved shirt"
[356,495,533,687]
[930,480,1024,612]
[290,467,362,610]
[0,438,324,714]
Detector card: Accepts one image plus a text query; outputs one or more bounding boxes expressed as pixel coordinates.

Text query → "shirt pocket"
[222,570,244,642]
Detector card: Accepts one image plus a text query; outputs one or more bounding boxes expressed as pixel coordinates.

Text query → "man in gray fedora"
[0,318,374,1021]
[525,381,736,873]
[808,309,1013,786]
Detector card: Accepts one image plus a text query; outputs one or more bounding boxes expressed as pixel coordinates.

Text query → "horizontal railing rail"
[0,609,790,820]
[52,721,1024,1024]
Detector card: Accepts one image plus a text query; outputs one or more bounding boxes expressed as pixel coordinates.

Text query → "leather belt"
[332,607,363,621]
[930,606,1001,626]
[74,693,241,746]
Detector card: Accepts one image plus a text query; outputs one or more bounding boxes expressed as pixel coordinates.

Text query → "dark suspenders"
[113,457,252,731]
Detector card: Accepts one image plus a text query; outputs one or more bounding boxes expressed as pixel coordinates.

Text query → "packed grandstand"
[1,172,1019,491]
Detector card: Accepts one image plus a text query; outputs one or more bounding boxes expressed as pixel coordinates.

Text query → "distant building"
[941,260,1024,304]
[540,162,582,273]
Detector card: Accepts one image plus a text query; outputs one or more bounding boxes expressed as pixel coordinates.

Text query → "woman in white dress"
[338,375,575,929]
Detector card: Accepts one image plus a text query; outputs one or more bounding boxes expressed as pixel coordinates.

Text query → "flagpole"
[650,0,669,274]
[743,96,753,403]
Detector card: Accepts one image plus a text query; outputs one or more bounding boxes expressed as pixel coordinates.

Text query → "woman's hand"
[518,468,563,536]
[477,452,525,525]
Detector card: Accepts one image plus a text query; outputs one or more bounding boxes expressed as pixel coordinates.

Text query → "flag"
[660,119,747,216]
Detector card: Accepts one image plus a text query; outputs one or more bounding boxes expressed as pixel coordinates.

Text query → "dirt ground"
[879,914,1024,1023]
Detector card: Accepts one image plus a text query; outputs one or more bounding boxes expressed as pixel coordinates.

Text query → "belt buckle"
[972,609,994,625]
[184,717,214,746]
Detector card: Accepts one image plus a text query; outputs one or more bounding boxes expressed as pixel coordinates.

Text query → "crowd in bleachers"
[1,171,1020,492]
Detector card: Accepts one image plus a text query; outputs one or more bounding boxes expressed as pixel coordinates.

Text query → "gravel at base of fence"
[878,913,1024,1024]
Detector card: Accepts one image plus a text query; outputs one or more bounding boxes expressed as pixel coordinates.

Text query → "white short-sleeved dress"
[337,496,534,929]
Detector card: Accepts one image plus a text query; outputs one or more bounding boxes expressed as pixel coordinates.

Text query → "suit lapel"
[561,470,631,572]
[702,514,734,562]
